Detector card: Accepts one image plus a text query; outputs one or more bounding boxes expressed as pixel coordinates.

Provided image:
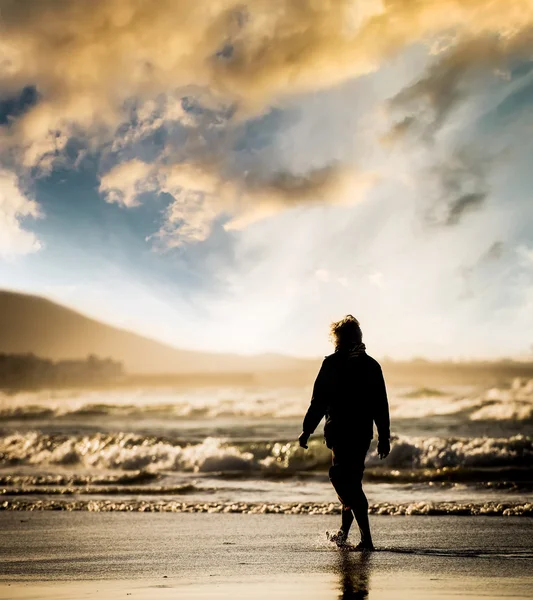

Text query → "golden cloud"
[1,0,533,245]
[100,158,373,245]
[0,169,41,256]
[2,0,532,160]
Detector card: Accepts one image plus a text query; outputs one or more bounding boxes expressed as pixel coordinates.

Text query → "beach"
[1,379,532,598]
[1,511,532,599]
[2,0,533,595]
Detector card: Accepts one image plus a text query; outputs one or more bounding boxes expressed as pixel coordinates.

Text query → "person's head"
[330,315,363,349]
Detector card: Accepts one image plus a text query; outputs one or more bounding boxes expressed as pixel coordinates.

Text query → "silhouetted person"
[298,315,390,550]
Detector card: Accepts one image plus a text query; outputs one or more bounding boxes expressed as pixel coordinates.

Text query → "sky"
[1,0,533,359]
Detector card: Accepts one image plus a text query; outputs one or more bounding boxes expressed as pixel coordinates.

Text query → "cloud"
[100,157,373,246]
[368,271,385,288]
[99,159,155,207]
[387,29,533,142]
[0,169,41,257]
[314,269,330,283]
[446,192,486,226]
[382,32,533,231]
[518,245,533,267]
[1,0,533,249]
[223,166,375,231]
[150,190,220,249]
[1,0,533,165]
[0,85,39,125]
[425,149,492,227]
[214,0,533,107]
[483,241,505,262]
[99,159,227,245]
[458,241,506,298]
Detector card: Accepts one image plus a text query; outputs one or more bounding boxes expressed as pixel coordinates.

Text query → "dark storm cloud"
[0,86,39,126]
[423,149,492,227]
[446,192,486,226]
[387,29,533,143]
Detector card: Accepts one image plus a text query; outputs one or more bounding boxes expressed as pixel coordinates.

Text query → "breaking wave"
[0,387,309,420]
[392,378,533,422]
[1,378,532,422]
[1,431,531,476]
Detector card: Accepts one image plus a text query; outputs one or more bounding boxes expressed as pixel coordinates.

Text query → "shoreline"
[2,498,532,516]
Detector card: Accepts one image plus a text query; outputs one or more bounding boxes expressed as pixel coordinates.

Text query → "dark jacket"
[302,351,390,448]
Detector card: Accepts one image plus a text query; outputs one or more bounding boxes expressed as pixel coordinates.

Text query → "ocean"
[1,377,532,515]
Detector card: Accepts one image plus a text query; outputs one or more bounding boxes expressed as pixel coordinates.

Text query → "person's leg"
[351,484,373,549]
[326,504,353,546]
[350,441,373,549]
[329,442,373,549]
[328,455,352,545]
[341,504,354,536]
[328,450,356,546]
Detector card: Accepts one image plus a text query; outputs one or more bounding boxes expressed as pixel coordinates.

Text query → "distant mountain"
[4,290,529,385]
[0,291,312,375]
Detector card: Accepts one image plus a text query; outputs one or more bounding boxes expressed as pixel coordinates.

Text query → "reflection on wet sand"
[336,550,371,599]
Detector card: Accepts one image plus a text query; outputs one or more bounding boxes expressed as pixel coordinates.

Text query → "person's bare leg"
[327,505,353,546]
[341,505,354,536]
[326,504,354,546]
[352,487,374,550]
[328,448,374,549]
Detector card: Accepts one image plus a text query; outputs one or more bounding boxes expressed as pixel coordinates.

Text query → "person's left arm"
[299,359,330,448]
[373,363,391,459]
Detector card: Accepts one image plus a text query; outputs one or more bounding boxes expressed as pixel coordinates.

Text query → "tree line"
[0,353,124,389]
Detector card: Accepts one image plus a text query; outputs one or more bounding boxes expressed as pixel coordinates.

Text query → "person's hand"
[377,438,390,460]
[298,432,309,449]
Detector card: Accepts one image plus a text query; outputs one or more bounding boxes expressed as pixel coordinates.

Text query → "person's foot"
[326,530,348,547]
[351,541,375,552]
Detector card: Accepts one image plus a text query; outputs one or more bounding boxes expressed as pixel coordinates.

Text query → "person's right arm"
[299,358,330,448]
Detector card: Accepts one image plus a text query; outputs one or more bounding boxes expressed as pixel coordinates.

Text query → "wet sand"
[1,512,532,599]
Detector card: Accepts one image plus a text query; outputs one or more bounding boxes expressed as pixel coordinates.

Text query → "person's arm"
[373,364,391,458]
[299,359,330,448]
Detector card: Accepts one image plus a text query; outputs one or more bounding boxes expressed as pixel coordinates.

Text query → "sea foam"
[1,431,531,474]
[2,499,532,517]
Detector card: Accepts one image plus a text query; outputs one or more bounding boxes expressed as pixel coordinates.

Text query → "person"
[298,315,390,551]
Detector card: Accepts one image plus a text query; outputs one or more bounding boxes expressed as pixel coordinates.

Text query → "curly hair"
[330,314,362,348]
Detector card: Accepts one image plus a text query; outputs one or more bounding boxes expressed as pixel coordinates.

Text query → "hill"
[2,290,532,386]
[0,291,311,375]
